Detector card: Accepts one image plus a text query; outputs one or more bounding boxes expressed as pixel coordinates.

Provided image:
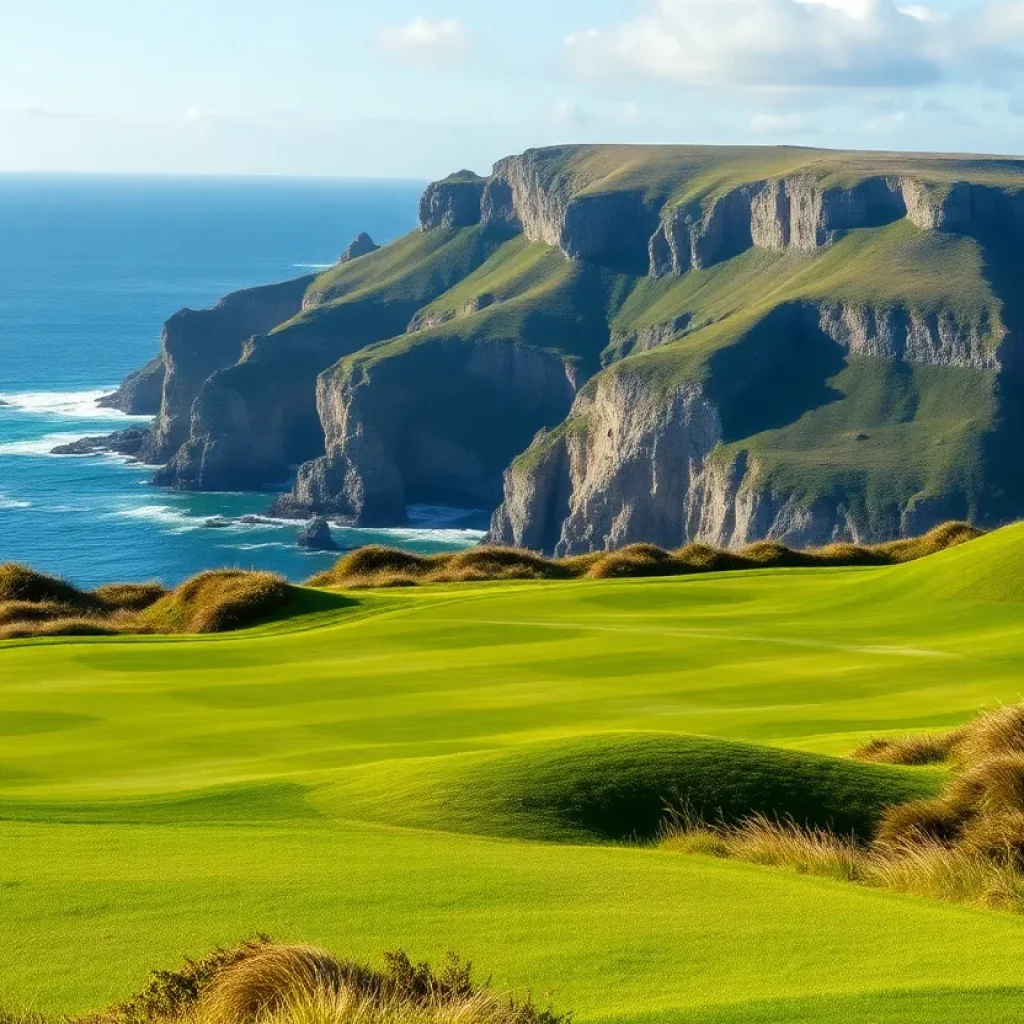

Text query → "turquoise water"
[0,175,486,587]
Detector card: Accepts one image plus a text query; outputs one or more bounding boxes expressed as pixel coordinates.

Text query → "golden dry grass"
[668,700,1024,913]
[310,522,982,590]
[0,565,295,640]
[66,940,565,1024]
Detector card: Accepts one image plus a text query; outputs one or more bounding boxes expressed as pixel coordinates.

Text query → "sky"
[1,0,1023,178]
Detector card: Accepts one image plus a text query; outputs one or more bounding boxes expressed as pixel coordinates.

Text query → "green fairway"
[6,525,1024,1020]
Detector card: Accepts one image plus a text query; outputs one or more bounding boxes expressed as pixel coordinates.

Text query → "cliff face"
[278,338,580,525]
[479,153,658,269]
[490,299,1008,553]
[648,177,1024,276]
[419,174,487,231]
[146,276,314,465]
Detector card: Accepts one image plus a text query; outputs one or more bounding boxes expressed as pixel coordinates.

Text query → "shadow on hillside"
[706,304,846,442]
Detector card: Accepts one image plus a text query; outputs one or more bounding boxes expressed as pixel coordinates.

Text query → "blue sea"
[0,175,487,587]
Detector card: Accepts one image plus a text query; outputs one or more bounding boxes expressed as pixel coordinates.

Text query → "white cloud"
[564,0,1024,90]
[898,4,947,21]
[380,17,471,66]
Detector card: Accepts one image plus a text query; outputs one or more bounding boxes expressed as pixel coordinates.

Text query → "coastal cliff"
[95,143,1024,549]
[490,298,1009,553]
[146,275,314,466]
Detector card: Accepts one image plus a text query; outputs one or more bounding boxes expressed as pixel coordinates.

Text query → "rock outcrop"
[298,516,340,551]
[340,232,379,263]
[50,426,151,459]
[97,357,165,416]
[419,172,487,231]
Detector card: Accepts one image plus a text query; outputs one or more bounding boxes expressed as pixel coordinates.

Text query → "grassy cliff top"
[505,144,1024,207]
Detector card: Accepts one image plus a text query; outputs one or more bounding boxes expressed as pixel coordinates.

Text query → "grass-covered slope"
[315,732,939,843]
[9,525,1024,1019]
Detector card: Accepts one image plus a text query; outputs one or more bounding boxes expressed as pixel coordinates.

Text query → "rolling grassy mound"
[10,524,1024,1021]
[315,732,940,843]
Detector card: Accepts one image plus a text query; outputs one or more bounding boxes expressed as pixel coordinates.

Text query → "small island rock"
[298,516,340,551]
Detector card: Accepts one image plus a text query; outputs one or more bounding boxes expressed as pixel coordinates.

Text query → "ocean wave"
[292,262,335,269]
[370,527,488,546]
[0,495,31,510]
[221,542,293,552]
[0,432,90,456]
[111,504,195,528]
[0,389,151,421]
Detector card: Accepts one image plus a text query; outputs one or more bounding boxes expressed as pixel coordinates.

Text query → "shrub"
[63,941,567,1024]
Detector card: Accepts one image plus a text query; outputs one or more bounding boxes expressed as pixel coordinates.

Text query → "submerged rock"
[298,516,340,551]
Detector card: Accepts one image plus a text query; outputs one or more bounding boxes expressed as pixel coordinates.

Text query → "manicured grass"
[6,526,1024,1019]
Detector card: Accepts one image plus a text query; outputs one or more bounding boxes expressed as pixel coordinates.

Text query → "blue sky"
[1,0,1022,177]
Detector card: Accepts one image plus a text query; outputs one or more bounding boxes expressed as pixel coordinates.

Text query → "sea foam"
[0,389,150,420]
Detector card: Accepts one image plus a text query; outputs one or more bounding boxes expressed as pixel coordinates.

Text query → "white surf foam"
[0,432,90,456]
[0,389,150,421]
[373,527,487,546]
[111,505,194,527]
[223,542,293,552]
[0,495,30,510]
[292,262,335,270]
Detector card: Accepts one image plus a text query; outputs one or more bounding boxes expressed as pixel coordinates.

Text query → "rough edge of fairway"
[309,522,981,589]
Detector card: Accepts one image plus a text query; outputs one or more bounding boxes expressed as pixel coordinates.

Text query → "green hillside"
[8,525,1024,1020]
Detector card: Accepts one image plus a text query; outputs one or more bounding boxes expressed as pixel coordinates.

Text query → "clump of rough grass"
[138,571,292,634]
[669,700,1024,913]
[310,522,981,590]
[64,940,566,1024]
[0,565,293,640]
[662,814,1024,911]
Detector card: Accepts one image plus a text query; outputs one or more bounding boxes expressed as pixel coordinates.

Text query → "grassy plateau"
[8,524,1024,1020]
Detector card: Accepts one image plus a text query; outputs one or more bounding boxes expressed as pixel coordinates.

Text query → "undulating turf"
[6,525,1024,1021]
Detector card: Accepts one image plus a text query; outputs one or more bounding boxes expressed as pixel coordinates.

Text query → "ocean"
[0,174,487,588]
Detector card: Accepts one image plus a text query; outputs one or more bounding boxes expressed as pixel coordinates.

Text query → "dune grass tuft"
[0,565,298,640]
[668,700,1024,912]
[310,522,982,590]
[61,939,566,1024]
